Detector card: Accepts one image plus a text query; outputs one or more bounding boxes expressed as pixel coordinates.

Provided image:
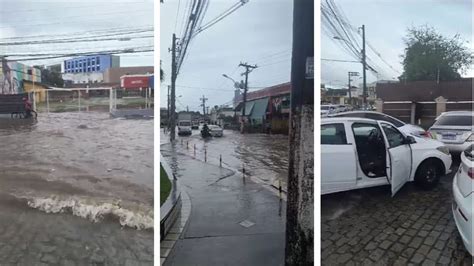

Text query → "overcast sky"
[0,0,153,67]
[322,0,473,89]
[160,0,293,112]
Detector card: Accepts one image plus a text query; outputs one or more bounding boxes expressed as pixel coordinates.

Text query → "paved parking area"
[321,161,473,265]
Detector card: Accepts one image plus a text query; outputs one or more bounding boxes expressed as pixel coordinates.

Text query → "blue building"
[63,54,120,74]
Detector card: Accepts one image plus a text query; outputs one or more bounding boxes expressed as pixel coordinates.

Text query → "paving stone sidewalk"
[321,162,472,265]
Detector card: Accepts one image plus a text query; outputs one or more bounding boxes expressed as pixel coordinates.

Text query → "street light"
[222,74,242,89]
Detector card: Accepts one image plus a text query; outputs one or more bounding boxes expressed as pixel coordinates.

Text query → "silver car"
[208,125,223,137]
[429,111,473,154]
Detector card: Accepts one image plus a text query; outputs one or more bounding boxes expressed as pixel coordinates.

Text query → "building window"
[97,57,100,65]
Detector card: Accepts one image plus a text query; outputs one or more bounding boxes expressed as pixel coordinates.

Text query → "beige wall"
[103,67,154,83]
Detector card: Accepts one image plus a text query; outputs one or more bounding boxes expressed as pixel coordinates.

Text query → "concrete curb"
[160,190,192,266]
[160,153,193,266]
[160,156,181,241]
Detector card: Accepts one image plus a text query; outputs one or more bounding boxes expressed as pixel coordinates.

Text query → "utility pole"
[167,85,170,129]
[285,0,313,264]
[361,25,367,108]
[186,105,189,112]
[200,95,208,116]
[170,34,177,141]
[238,62,257,133]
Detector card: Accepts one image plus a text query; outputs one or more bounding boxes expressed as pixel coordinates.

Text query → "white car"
[321,117,452,196]
[321,105,338,117]
[452,145,473,255]
[429,111,474,154]
[330,111,430,138]
[208,125,223,137]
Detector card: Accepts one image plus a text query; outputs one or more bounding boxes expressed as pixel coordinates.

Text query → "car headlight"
[436,146,450,155]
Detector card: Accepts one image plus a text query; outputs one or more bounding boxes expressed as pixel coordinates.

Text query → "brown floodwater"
[0,112,153,229]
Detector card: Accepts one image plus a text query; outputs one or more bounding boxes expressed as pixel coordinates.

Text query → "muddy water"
[0,112,153,229]
[161,129,289,190]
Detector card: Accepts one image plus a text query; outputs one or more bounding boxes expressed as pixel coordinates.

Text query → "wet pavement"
[161,129,289,190]
[321,160,473,265]
[161,141,286,266]
[0,112,153,264]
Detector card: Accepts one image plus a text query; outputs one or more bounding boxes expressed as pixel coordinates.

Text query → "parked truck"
[177,112,192,136]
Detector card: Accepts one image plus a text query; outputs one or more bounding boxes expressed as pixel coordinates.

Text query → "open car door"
[378,122,412,196]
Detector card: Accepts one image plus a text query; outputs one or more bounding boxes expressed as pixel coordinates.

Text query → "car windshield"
[179,122,191,126]
[434,115,473,126]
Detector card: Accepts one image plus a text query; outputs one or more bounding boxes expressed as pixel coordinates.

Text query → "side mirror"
[404,136,416,145]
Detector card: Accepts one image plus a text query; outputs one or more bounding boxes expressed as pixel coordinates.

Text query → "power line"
[1,34,153,46]
[0,26,153,41]
[175,84,234,92]
[321,58,360,63]
[0,9,151,29]
[8,47,154,62]
[174,0,182,33]
[258,58,290,67]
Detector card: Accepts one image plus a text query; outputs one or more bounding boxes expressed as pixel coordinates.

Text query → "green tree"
[399,26,472,82]
[34,65,64,87]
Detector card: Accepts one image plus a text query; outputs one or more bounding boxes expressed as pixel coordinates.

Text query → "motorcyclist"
[23,97,32,118]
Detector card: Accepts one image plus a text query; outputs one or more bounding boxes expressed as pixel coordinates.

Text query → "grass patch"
[160,164,172,206]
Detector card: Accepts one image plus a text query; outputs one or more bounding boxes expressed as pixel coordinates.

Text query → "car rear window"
[434,115,473,126]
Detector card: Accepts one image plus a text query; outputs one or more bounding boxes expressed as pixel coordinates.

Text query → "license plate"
[442,134,456,140]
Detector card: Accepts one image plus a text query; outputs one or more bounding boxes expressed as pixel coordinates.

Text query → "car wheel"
[414,159,441,190]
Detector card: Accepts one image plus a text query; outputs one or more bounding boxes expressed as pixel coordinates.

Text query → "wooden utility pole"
[361,25,367,107]
[170,34,177,141]
[238,62,257,133]
[285,0,314,264]
[167,85,170,129]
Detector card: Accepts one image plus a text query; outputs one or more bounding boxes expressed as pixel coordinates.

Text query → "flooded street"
[0,112,153,229]
[160,128,289,190]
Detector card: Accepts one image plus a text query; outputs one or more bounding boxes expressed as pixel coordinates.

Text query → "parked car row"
[321,110,473,255]
[321,104,352,117]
